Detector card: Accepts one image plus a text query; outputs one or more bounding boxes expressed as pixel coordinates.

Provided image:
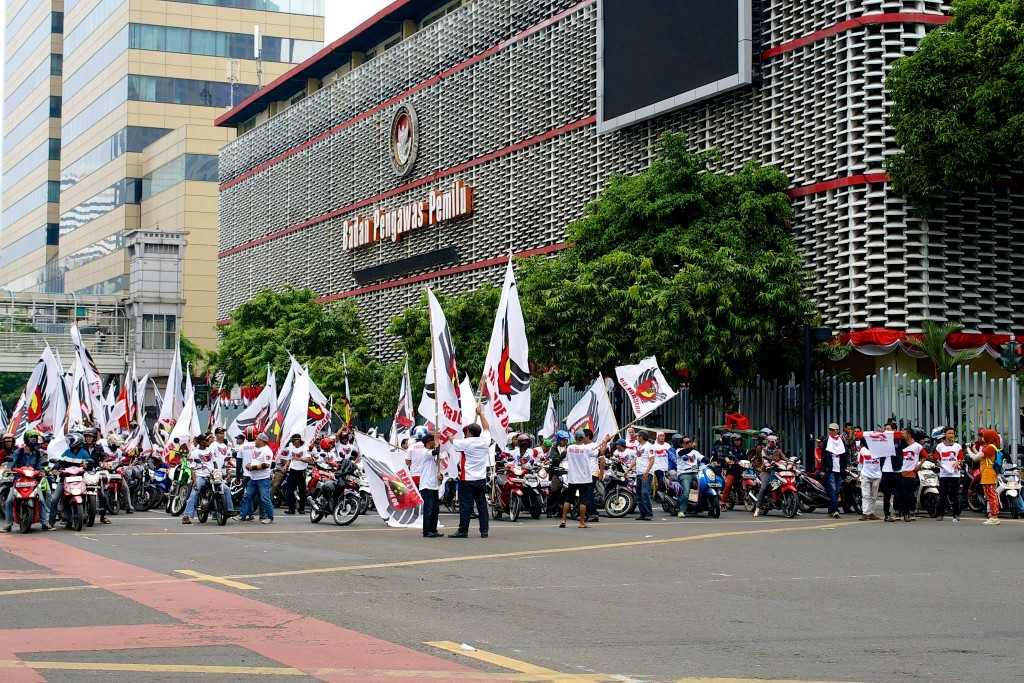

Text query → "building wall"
[218,0,1017,361]
[1,0,63,291]
[2,0,322,351]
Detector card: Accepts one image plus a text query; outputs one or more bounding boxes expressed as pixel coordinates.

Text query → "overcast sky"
[0,2,394,178]
[326,1,394,43]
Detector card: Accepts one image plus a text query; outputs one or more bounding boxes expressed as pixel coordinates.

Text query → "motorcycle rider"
[506,433,545,466]
[933,426,963,522]
[281,433,312,515]
[674,435,703,517]
[752,437,787,517]
[4,430,49,531]
[103,432,134,514]
[48,433,104,526]
[182,433,235,524]
[0,433,16,465]
[82,427,114,520]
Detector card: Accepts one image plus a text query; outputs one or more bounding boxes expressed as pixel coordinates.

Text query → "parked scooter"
[997,464,1021,519]
[916,461,941,518]
[681,464,724,518]
[602,459,635,518]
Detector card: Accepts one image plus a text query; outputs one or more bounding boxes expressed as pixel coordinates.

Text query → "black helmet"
[68,433,85,450]
[671,434,684,448]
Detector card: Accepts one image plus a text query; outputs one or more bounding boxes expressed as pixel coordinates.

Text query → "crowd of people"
[1,411,1016,534]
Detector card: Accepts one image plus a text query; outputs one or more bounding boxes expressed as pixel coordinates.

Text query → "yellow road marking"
[175,569,260,590]
[224,521,858,580]
[425,641,580,678]
[0,584,100,597]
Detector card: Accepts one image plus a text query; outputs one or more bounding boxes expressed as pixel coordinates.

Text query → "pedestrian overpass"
[0,291,130,375]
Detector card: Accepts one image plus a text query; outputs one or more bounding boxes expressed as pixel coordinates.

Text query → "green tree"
[905,320,982,378]
[208,286,391,420]
[886,0,1024,215]
[0,373,29,419]
[518,133,812,403]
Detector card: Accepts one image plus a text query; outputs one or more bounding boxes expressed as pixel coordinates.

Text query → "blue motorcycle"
[684,464,724,518]
[137,455,170,511]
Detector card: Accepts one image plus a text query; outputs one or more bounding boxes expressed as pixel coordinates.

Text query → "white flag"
[306,372,331,442]
[426,290,463,450]
[281,369,311,444]
[66,361,93,430]
[356,432,423,529]
[540,394,558,439]
[480,258,530,445]
[25,345,65,435]
[157,342,183,430]
[615,356,679,421]
[70,325,104,412]
[164,384,198,457]
[390,358,415,446]
[459,375,476,427]
[228,369,276,440]
[565,376,619,444]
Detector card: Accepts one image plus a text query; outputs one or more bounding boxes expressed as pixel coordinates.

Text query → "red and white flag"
[390,357,415,446]
[480,258,530,446]
[565,376,619,443]
[356,432,423,529]
[615,356,678,421]
[424,290,463,450]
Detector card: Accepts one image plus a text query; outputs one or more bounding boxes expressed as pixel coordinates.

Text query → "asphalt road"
[0,505,1021,683]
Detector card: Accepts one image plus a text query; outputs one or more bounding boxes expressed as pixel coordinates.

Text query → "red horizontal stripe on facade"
[761,12,950,59]
[786,172,888,198]
[215,242,571,325]
[217,115,596,258]
[218,0,596,191]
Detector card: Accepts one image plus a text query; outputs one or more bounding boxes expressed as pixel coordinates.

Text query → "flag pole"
[427,291,441,436]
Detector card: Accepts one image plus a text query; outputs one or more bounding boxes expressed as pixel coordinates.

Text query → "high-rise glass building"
[2,0,324,350]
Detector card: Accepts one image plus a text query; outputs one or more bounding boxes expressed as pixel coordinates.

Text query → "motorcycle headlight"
[211,470,224,482]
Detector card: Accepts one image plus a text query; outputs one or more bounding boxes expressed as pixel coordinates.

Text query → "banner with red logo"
[390,357,415,446]
[615,356,679,421]
[565,375,619,444]
[423,289,463,451]
[356,432,423,529]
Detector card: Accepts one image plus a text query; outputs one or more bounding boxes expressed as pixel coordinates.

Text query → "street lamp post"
[803,324,834,472]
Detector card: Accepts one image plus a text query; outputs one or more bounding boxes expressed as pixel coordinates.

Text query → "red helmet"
[243,426,258,441]
[319,437,336,450]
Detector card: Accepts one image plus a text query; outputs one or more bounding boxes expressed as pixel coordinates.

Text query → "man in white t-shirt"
[281,434,312,515]
[448,407,492,538]
[239,432,275,523]
[561,430,609,528]
[632,431,656,520]
[856,431,882,521]
[408,429,442,538]
[933,426,963,522]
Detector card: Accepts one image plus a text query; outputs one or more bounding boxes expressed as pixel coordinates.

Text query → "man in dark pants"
[821,422,849,519]
[409,429,442,538]
[448,408,491,538]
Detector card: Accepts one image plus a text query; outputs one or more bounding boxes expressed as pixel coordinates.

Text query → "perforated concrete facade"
[217,0,1012,360]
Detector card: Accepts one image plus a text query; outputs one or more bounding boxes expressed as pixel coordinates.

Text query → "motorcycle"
[307,459,362,526]
[492,462,542,521]
[0,466,13,519]
[602,459,635,518]
[166,460,193,516]
[962,465,984,513]
[83,470,101,527]
[738,461,760,512]
[916,461,941,518]
[195,468,231,526]
[841,466,862,514]
[100,463,125,515]
[10,466,44,533]
[749,461,799,518]
[55,465,88,531]
[682,464,724,518]
[997,464,1021,519]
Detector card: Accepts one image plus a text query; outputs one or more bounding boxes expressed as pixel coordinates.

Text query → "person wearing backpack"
[969,429,1002,525]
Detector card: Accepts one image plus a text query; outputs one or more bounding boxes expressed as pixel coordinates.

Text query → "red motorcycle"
[750,460,800,518]
[491,462,542,522]
[10,466,44,533]
[100,461,125,515]
[56,466,88,531]
[306,458,361,526]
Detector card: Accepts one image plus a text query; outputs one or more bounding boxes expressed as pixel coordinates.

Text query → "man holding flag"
[446,406,491,539]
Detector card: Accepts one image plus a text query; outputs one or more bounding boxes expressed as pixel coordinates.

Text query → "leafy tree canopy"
[886,0,1024,214]
[518,133,811,403]
[208,286,391,420]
